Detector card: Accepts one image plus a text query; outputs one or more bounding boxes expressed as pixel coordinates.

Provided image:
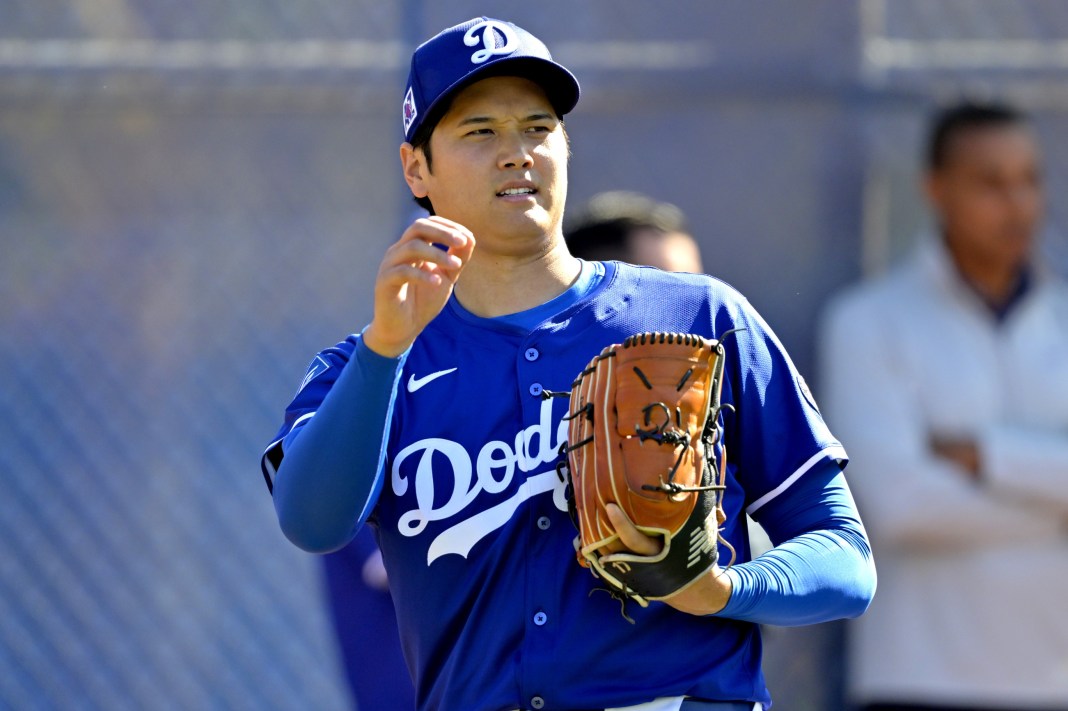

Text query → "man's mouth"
[496,187,537,197]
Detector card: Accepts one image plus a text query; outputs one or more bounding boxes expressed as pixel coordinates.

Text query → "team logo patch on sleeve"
[296,355,330,395]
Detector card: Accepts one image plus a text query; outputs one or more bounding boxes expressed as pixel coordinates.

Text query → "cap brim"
[416,56,580,139]
[470,56,580,116]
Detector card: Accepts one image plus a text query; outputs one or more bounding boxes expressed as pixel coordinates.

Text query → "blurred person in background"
[323,529,414,710]
[819,101,1068,711]
[564,190,704,272]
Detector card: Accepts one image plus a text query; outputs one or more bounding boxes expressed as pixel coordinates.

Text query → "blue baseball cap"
[402,17,581,143]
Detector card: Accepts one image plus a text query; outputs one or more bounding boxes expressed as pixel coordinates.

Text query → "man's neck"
[944,236,1028,312]
[454,239,581,318]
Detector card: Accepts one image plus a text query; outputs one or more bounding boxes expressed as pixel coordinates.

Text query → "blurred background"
[2,1,1068,709]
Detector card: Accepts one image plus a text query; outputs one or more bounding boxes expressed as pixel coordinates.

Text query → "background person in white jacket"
[820,101,1068,711]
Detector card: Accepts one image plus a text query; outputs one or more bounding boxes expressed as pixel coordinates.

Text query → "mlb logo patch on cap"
[401,17,580,142]
[402,86,418,136]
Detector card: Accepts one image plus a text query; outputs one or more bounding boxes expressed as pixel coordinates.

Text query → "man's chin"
[493,208,557,238]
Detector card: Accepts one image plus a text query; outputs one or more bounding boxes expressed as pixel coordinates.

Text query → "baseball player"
[263,17,876,711]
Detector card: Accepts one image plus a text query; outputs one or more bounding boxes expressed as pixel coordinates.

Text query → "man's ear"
[923,170,945,215]
[400,142,429,199]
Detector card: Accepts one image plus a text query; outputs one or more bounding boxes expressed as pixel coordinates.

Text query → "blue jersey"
[263,261,848,710]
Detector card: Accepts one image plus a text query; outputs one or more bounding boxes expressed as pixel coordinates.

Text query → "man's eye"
[467,128,493,136]
[527,126,551,134]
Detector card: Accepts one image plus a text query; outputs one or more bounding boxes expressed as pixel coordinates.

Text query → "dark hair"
[409,100,451,215]
[563,191,689,261]
[927,100,1029,170]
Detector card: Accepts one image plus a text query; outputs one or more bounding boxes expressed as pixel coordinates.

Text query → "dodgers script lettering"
[391,397,570,563]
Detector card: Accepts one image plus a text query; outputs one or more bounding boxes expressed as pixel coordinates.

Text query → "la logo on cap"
[463,19,518,64]
[400,17,580,142]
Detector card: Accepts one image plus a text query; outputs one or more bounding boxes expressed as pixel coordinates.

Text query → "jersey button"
[530,697,545,709]
[536,516,551,530]
[524,347,539,361]
[529,383,543,397]
[533,611,548,626]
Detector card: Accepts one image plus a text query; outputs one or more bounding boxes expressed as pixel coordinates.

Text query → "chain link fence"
[3,2,1068,710]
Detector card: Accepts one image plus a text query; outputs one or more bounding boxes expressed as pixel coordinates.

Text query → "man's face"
[926,124,1044,271]
[403,75,569,256]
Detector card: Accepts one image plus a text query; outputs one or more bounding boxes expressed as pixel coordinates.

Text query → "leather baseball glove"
[556,331,734,609]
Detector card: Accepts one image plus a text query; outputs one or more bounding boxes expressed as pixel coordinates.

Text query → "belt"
[519,700,760,711]
[551,702,760,711]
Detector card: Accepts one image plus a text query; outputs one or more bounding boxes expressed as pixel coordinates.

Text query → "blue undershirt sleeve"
[716,461,876,626]
[273,338,406,553]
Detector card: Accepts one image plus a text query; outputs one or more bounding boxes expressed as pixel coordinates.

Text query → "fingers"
[381,242,460,284]
[426,216,476,263]
[379,217,475,284]
[363,218,476,357]
[403,216,474,257]
[605,503,662,556]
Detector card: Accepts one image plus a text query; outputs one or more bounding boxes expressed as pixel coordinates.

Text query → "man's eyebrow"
[455,112,557,127]
[456,116,493,127]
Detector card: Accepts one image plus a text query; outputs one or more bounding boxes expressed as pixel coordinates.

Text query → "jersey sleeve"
[260,339,357,494]
[718,461,875,625]
[716,291,847,517]
[705,285,874,625]
[264,334,409,552]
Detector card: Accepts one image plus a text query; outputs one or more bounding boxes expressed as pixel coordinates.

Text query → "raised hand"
[363,217,476,357]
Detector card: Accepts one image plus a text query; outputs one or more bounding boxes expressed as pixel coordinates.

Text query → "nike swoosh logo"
[407,367,457,393]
